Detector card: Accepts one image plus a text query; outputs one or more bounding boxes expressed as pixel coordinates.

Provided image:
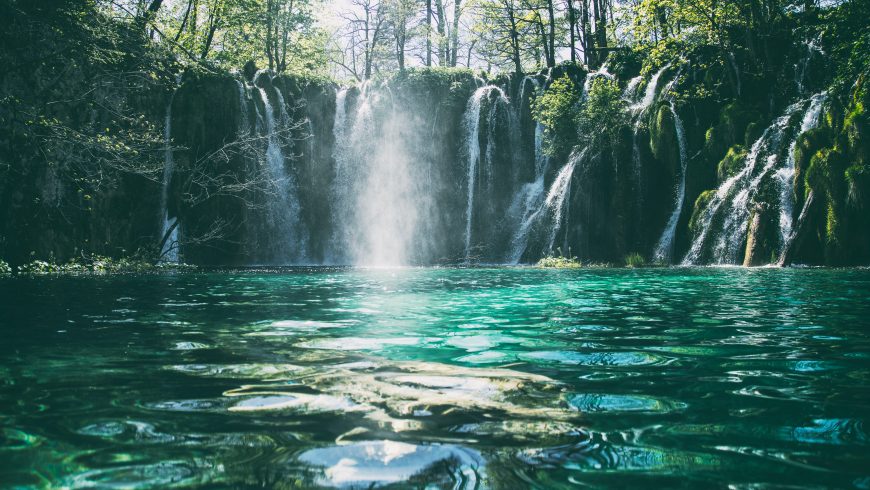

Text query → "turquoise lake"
[1,268,869,488]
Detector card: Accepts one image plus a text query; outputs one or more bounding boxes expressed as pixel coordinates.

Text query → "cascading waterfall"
[652,102,688,262]
[777,91,828,256]
[683,92,828,265]
[328,81,422,265]
[622,65,671,253]
[544,149,586,252]
[256,85,308,263]
[507,121,550,263]
[462,85,508,261]
[796,34,823,95]
[158,83,180,263]
[632,65,670,113]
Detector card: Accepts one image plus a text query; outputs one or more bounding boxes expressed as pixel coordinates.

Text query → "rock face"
[1,62,868,267]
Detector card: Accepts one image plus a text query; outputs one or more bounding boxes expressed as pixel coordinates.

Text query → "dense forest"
[0,0,868,268]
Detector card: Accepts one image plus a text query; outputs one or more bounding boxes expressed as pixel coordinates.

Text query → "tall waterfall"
[652,102,688,262]
[328,82,423,265]
[626,65,671,250]
[462,85,509,262]
[256,84,308,263]
[683,92,828,265]
[158,84,180,263]
[778,91,828,256]
[544,150,584,252]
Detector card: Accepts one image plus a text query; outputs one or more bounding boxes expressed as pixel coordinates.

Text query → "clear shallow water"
[1,267,869,488]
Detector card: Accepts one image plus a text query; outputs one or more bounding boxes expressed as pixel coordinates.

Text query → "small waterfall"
[623,76,642,102]
[626,65,671,250]
[777,91,828,256]
[507,120,550,262]
[236,80,251,135]
[652,102,688,262]
[683,93,828,265]
[158,82,181,263]
[795,34,823,95]
[462,85,508,261]
[632,65,670,113]
[544,150,584,252]
[256,85,307,263]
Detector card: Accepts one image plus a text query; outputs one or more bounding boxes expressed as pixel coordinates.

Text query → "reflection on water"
[1,267,870,487]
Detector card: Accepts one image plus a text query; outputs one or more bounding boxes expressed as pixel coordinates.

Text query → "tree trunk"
[451,0,461,66]
[567,0,576,64]
[426,0,433,66]
[435,0,447,66]
[546,0,555,67]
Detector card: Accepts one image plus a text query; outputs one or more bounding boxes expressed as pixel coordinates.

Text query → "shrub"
[624,253,646,268]
[537,255,583,268]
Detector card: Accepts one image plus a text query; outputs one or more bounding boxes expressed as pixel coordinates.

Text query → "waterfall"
[625,65,671,251]
[623,76,642,103]
[632,65,670,113]
[256,85,307,263]
[683,92,828,265]
[652,102,688,262]
[795,34,823,95]
[158,82,180,263]
[327,81,420,265]
[777,91,828,257]
[507,120,550,263]
[328,88,351,264]
[544,150,585,252]
[462,85,508,262]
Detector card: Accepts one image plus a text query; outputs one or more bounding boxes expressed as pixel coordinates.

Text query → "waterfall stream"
[683,92,828,265]
[158,83,180,263]
[256,85,307,263]
[462,86,509,262]
[652,102,688,262]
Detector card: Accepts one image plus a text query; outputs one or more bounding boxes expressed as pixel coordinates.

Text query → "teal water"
[1,268,869,488]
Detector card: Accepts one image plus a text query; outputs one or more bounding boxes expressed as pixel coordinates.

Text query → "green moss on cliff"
[689,189,717,235]
[718,145,747,182]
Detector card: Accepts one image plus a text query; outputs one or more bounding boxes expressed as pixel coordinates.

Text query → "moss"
[826,200,841,248]
[649,104,678,172]
[745,122,763,147]
[717,145,747,182]
[689,189,717,235]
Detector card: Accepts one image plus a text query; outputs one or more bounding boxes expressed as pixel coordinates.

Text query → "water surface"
[1,268,869,488]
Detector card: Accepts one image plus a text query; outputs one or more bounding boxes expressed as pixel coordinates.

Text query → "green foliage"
[718,145,747,182]
[0,260,11,275]
[531,75,581,157]
[818,0,870,91]
[624,253,646,268]
[689,189,717,235]
[576,77,630,147]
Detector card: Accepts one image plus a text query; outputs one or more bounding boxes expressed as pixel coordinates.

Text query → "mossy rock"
[744,122,763,147]
[689,189,717,235]
[717,145,747,182]
[649,104,679,176]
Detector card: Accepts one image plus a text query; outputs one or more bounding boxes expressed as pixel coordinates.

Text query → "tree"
[337,0,388,80]
[386,0,419,71]
[472,0,527,73]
